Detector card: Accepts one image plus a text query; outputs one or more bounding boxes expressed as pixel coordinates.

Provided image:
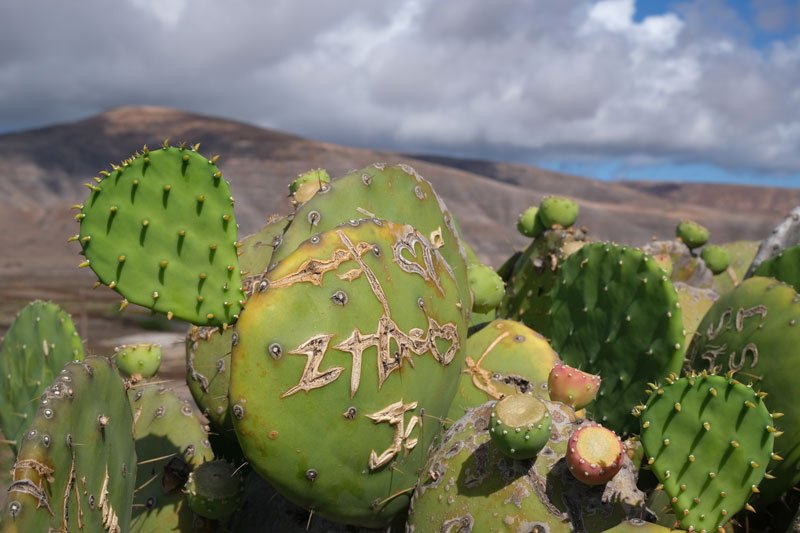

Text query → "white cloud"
[0,0,799,176]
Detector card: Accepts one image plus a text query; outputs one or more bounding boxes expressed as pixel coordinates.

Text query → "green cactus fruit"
[75,144,244,327]
[238,215,289,277]
[289,168,331,205]
[408,401,634,532]
[467,262,505,314]
[114,343,162,379]
[752,244,800,293]
[128,383,214,532]
[448,319,560,422]
[549,242,685,435]
[489,393,552,460]
[676,220,710,250]
[638,372,774,532]
[685,276,800,504]
[602,520,675,532]
[184,460,244,521]
[230,219,467,527]
[566,423,624,485]
[538,196,579,229]
[701,244,731,275]
[269,163,471,318]
[1,357,136,532]
[516,205,545,237]
[0,301,85,450]
[548,362,602,410]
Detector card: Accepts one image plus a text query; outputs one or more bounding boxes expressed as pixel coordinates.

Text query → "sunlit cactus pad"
[76,144,244,326]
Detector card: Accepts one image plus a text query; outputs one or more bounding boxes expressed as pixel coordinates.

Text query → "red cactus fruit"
[547,362,601,409]
[566,423,624,485]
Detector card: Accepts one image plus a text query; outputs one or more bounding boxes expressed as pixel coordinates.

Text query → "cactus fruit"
[548,242,685,435]
[517,205,545,238]
[447,319,560,422]
[489,393,552,460]
[752,244,800,292]
[566,423,624,485]
[467,262,505,314]
[686,276,800,504]
[676,220,710,250]
[548,362,601,410]
[230,219,467,527]
[711,240,759,295]
[2,357,136,532]
[184,460,244,521]
[114,343,162,379]
[538,196,579,229]
[289,168,331,206]
[0,301,85,449]
[638,373,774,532]
[75,144,244,327]
[128,383,214,531]
[701,245,731,276]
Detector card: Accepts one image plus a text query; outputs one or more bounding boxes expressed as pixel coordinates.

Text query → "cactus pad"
[2,357,135,532]
[0,301,85,449]
[76,144,244,326]
[566,423,624,485]
[238,216,289,278]
[289,168,330,205]
[114,343,162,379]
[489,393,552,460]
[638,373,774,532]
[549,242,685,435]
[184,460,244,521]
[751,244,800,292]
[230,219,467,527]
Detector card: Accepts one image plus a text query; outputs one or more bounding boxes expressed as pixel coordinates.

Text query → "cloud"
[1,0,799,176]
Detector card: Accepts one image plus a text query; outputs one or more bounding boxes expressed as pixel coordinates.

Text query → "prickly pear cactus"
[230,219,467,527]
[128,383,214,532]
[186,326,233,433]
[548,242,685,435]
[746,206,800,277]
[447,319,560,423]
[467,262,505,314]
[751,244,800,292]
[0,301,85,449]
[637,373,774,532]
[686,276,800,504]
[548,362,602,410]
[184,460,244,521]
[676,220,710,250]
[238,215,289,278]
[74,144,244,327]
[489,393,552,460]
[701,244,731,276]
[538,195,579,229]
[407,401,632,532]
[114,343,162,379]
[517,205,545,238]
[1,357,136,532]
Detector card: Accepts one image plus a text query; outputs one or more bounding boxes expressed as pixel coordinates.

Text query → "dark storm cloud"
[1,0,799,175]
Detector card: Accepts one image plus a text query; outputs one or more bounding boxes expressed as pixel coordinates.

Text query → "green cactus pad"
[1,357,135,532]
[538,196,579,229]
[686,276,800,504]
[548,242,685,435]
[602,520,675,532]
[516,205,545,238]
[675,283,717,349]
[676,220,710,250]
[114,343,162,379]
[230,219,467,527]
[76,144,244,327]
[185,460,244,521]
[238,216,289,278]
[489,393,552,459]
[186,326,234,435]
[128,383,214,532]
[701,245,731,276]
[0,301,85,450]
[447,319,560,422]
[638,373,774,532]
[467,262,505,314]
[270,163,471,316]
[289,168,331,205]
[752,244,800,293]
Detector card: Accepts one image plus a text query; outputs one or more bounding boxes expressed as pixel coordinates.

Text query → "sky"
[1,0,799,187]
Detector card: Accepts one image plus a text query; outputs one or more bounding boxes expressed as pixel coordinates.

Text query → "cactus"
[548,242,685,435]
[701,244,731,276]
[114,343,162,379]
[751,244,800,292]
[1,357,136,532]
[74,144,245,327]
[746,206,800,277]
[548,362,601,410]
[686,276,800,504]
[238,215,289,278]
[467,262,505,314]
[489,393,552,460]
[447,319,560,422]
[674,283,717,349]
[128,383,214,531]
[566,423,624,485]
[637,372,774,532]
[602,520,675,532]
[538,195,579,229]
[711,240,759,295]
[184,460,244,521]
[0,301,85,450]
[229,219,467,527]
[516,205,545,238]
[642,240,713,289]
[676,220,710,251]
